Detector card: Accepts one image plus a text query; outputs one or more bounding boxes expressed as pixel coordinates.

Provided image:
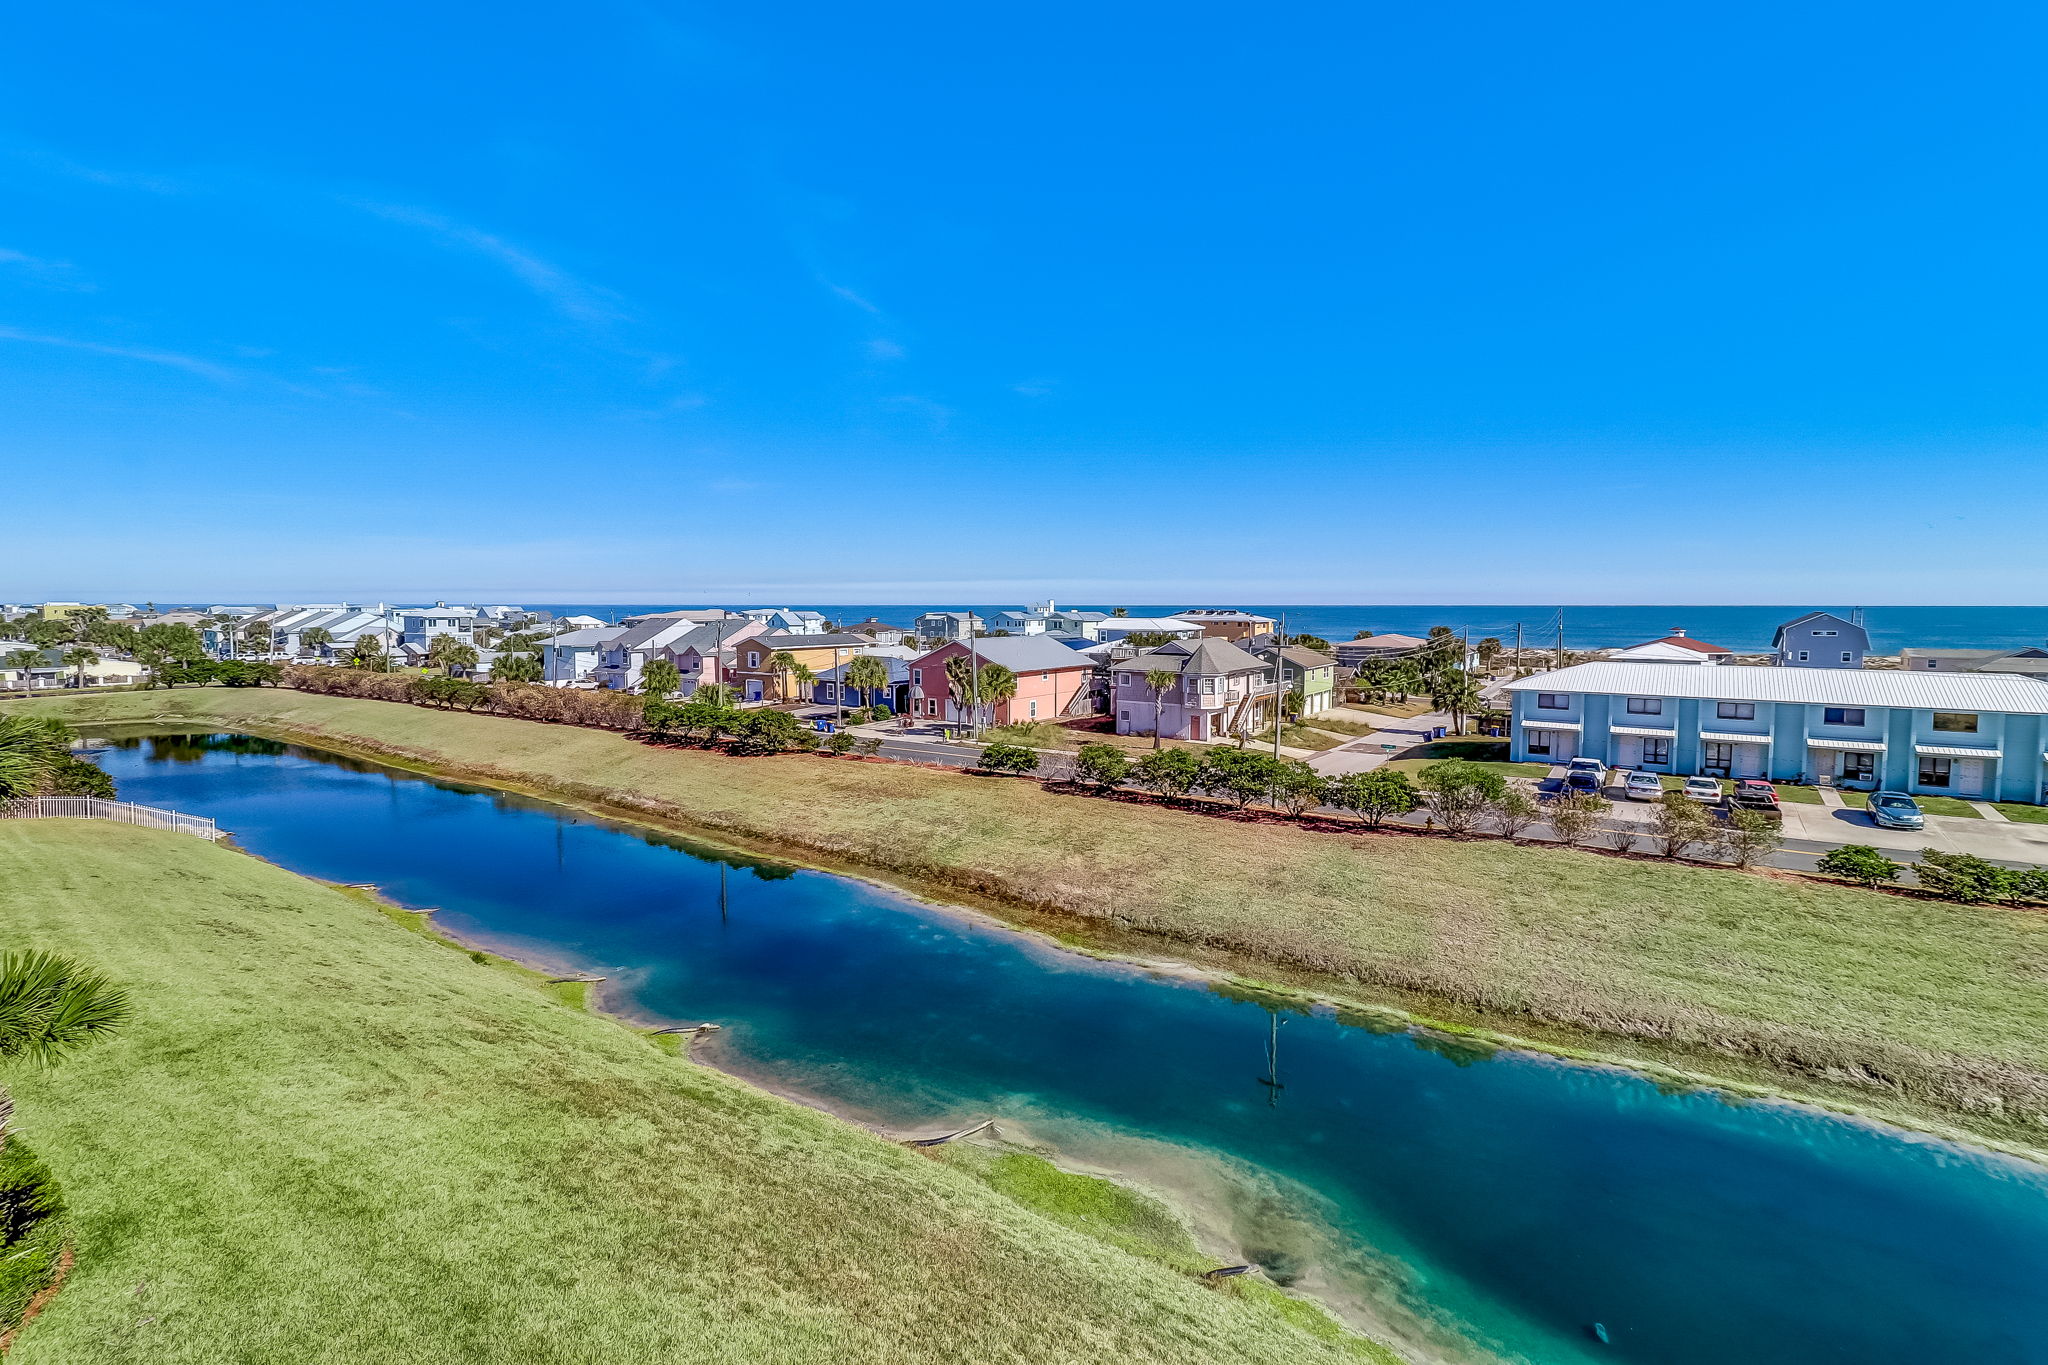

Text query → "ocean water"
[93,733,2048,1365]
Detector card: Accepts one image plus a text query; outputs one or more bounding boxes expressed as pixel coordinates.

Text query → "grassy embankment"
[0,820,1383,1364]
[24,687,2048,1154]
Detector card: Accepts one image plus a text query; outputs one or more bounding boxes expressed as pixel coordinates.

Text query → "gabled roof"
[1336,632,1431,650]
[920,635,1098,672]
[1507,661,2048,714]
[1175,608,1275,622]
[1771,611,1861,645]
[747,632,870,651]
[1117,637,1269,676]
[1619,634,1732,656]
[1266,645,1336,669]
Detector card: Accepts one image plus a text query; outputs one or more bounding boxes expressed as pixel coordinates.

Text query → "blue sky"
[5,2,2045,604]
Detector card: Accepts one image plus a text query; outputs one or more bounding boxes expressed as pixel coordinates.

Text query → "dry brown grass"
[31,687,2048,1147]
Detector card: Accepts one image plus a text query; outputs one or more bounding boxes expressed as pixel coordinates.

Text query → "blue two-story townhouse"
[1507,662,2048,804]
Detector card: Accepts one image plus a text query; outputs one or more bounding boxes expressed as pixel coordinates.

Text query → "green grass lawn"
[1249,724,1349,752]
[1293,716,1381,738]
[24,687,2048,1150]
[0,821,1383,1365]
[1991,802,2048,824]
[1378,738,1549,782]
[1771,783,1825,805]
[1338,697,1436,719]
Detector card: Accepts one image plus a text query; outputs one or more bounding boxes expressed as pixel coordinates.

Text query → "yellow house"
[727,632,868,704]
[37,602,91,621]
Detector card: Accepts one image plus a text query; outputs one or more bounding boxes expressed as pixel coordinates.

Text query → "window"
[911,668,923,686]
[1925,659,1939,668]
[1933,712,1979,733]
[1116,673,1129,685]
[1028,700,1038,718]
[1525,731,1552,756]
[746,650,760,669]
[1814,629,1838,637]
[1642,738,1671,766]
[1842,752,1875,782]
[1119,709,1130,722]
[1626,697,1663,715]
[1841,652,1853,663]
[1919,756,1953,787]
[822,683,835,700]
[1822,707,1865,727]
[1537,693,1568,710]
[1703,742,1734,774]
[1715,701,1755,721]
[1796,651,1810,661]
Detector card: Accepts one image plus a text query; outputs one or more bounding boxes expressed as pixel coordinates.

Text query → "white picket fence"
[0,797,222,841]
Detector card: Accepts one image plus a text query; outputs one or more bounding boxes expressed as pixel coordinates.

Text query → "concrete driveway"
[1308,706,1451,776]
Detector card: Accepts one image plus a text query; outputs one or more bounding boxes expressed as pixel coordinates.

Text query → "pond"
[89,733,2048,1364]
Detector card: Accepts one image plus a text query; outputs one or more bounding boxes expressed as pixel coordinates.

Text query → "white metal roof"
[1913,744,2004,758]
[1506,662,2048,715]
[1523,720,1582,731]
[1805,737,1885,751]
[1610,724,1677,737]
[1699,730,1772,745]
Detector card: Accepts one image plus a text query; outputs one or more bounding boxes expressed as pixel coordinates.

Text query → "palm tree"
[61,647,99,689]
[1430,669,1484,735]
[767,651,800,703]
[1145,669,1179,748]
[491,652,543,684]
[0,948,131,1143]
[240,624,273,657]
[641,657,682,700]
[3,648,41,692]
[944,655,978,729]
[0,716,73,800]
[299,626,334,658]
[844,654,891,716]
[976,663,1018,729]
[427,636,478,676]
[348,636,391,672]
[788,662,818,706]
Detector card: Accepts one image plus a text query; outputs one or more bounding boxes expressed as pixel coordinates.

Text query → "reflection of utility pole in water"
[1257,1012,1284,1106]
[719,862,728,925]
[555,819,564,874]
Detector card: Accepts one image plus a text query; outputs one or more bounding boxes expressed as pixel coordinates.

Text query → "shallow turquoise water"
[94,734,2048,1364]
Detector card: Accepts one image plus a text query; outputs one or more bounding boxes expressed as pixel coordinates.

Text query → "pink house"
[908,637,1100,726]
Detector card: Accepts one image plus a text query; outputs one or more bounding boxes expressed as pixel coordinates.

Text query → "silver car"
[1622,770,1664,801]
[1680,776,1724,806]
[1867,791,1924,830]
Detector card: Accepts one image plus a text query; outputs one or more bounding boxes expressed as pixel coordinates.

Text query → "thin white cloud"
[1011,378,1056,398]
[347,199,626,325]
[0,248,92,291]
[0,325,238,383]
[867,338,905,360]
[826,282,881,314]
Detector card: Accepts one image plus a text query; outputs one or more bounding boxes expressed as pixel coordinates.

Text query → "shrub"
[1912,849,2017,904]
[1198,749,1284,809]
[1415,760,1505,836]
[1131,748,1203,798]
[1488,788,1543,840]
[1649,791,1715,859]
[729,710,808,755]
[855,736,883,757]
[1325,769,1419,828]
[824,730,857,755]
[1073,743,1131,790]
[1268,761,1329,816]
[0,1141,68,1332]
[1547,792,1610,847]
[976,742,1040,775]
[1814,844,1900,886]
[1718,808,1783,868]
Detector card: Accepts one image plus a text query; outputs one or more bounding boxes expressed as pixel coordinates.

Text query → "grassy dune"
[24,687,2048,1149]
[0,820,1384,1364]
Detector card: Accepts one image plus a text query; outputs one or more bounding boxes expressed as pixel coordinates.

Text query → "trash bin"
[1432,726,1447,740]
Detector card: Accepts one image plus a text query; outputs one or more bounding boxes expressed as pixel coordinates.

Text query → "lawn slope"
[24,687,2048,1148]
[0,820,1380,1365]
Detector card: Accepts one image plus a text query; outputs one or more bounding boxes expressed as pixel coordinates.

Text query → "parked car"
[1727,779,1782,818]
[1563,757,1607,795]
[1866,791,1925,830]
[1622,770,1664,801]
[1680,776,1724,806]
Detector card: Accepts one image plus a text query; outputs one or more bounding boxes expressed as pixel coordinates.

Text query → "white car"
[1563,757,1608,794]
[1622,770,1664,801]
[1681,776,1724,806]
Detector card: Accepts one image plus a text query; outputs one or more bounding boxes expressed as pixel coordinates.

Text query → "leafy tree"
[135,623,205,664]
[1073,743,1131,790]
[1546,792,1611,847]
[1123,631,1175,649]
[789,662,818,704]
[2,648,40,688]
[855,736,883,757]
[976,742,1039,775]
[21,620,69,649]
[1326,769,1419,827]
[1718,809,1783,868]
[491,652,543,684]
[239,623,274,655]
[1287,634,1333,653]
[43,754,115,798]
[1144,669,1178,748]
[213,661,282,687]
[1912,849,2016,904]
[1476,637,1503,667]
[844,654,891,712]
[1268,761,1328,816]
[1199,749,1283,809]
[1815,844,1902,886]
[1649,791,1715,859]
[1384,660,1423,703]
[730,709,808,755]
[1415,759,1506,836]
[1351,628,1375,640]
[693,683,737,709]
[298,626,334,657]
[674,698,741,742]
[1110,606,1130,617]
[1488,788,1543,840]
[641,657,682,700]
[823,730,857,755]
[1131,747,1202,798]
[640,698,683,741]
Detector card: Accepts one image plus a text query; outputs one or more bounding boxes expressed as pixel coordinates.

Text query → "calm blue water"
[532,604,2048,654]
[95,735,2048,1365]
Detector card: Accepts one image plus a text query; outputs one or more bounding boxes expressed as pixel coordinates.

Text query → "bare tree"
[1488,788,1543,840]
[1649,792,1715,859]
[1547,793,1611,848]
[1604,823,1644,855]
[1717,809,1784,869]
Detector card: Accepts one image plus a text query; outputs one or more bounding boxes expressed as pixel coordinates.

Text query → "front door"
[1956,759,1988,798]
[1188,712,1204,741]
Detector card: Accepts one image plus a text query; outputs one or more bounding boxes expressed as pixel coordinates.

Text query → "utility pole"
[1555,609,1565,670]
[1514,620,1524,673]
[1271,613,1287,764]
[967,610,982,741]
